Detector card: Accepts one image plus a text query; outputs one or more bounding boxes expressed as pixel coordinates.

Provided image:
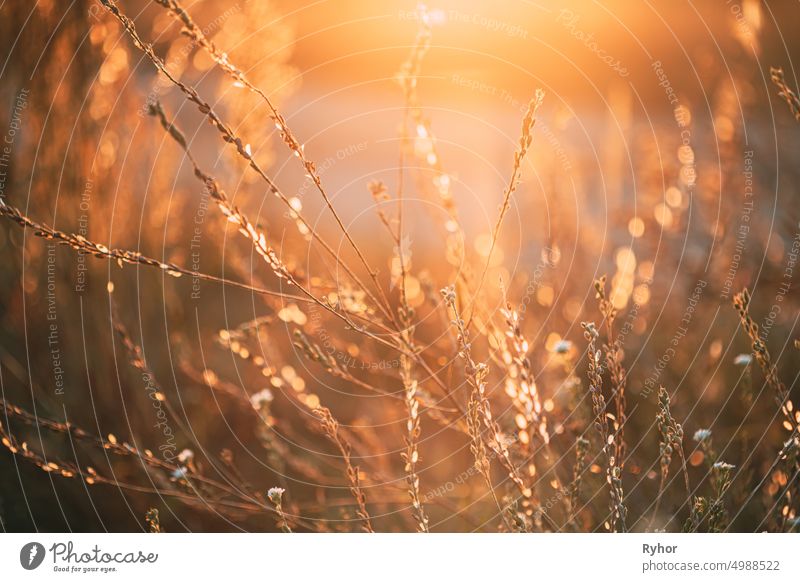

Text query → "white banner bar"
[0,533,797,581]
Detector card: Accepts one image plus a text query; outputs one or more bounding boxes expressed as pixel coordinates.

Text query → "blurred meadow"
[0,0,799,532]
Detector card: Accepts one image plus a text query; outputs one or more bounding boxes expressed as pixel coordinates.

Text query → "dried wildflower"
[145,508,163,533]
[398,304,430,532]
[594,276,628,468]
[267,487,292,533]
[652,387,690,528]
[442,294,534,527]
[442,286,533,516]
[500,301,547,447]
[733,290,800,516]
[735,290,800,524]
[268,486,285,505]
[568,436,590,524]
[396,2,462,256]
[685,456,735,532]
[503,496,530,533]
[313,407,374,532]
[582,321,627,532]
[734,290,796,427]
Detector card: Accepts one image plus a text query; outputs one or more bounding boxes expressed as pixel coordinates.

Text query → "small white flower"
[171,466,189,479]
[733,353,753,366]
[250,388,274,410]
[267,486,285,505]
[553,340,572,354]
[177,448,194,463]
[693,429,712,442]
[713,461,735,471]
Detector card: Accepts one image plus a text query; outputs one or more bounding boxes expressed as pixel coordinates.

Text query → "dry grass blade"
[0,198,302,300]
[733,288,800,526]
[593,276,628,467]
[99,0,394,326]
[313,407,375,532]
[146,101,401,350]
[0,399,276,516]
[468,89,544,325]
[568,436,590,526]
[400,345,430,532]
[733,289,798,433]
[652,386,689,529]
[770,67,800,121]
[152,0,396,323]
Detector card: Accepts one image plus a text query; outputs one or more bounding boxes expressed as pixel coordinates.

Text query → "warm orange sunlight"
[1,1,799,555]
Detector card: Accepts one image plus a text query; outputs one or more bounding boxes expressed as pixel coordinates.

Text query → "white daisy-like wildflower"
[713,461,735,471]
[177,448,194,463]
[733,353,753,366]
[693,429,712,442]
[250,388,274,410]
[267,486,285,505]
